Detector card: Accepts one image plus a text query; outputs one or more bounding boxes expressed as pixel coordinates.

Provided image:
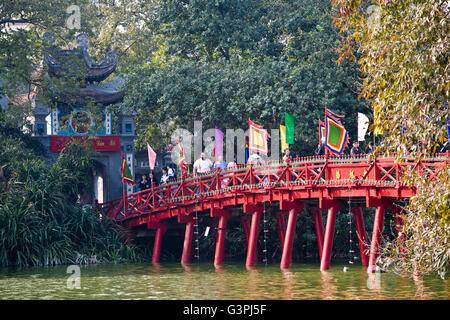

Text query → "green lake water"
[0,262,448,300]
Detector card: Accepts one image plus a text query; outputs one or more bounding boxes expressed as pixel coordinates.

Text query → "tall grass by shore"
[0,119,144,267]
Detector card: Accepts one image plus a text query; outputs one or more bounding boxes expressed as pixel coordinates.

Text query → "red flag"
[178,137,189,177]
[325,108,344,120]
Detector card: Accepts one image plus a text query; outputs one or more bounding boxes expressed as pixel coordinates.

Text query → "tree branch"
[0,18,30,26]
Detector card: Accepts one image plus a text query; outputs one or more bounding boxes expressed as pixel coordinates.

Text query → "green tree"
[122,0,369,156]
[332,0,449,277]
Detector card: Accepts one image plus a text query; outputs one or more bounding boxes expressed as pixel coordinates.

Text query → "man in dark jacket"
[350,141,363,156]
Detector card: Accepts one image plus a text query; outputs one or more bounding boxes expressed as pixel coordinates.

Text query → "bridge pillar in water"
[368,201,389,273]
[280,201,304,269]
[150,222,168,263]
[351,207,369,267]
[178,215,194,265]
[310,208,325,261]
[320,200,342,271]
[211,208,232,266]
[240,215,251,246]
[275,212,287,249]
[243,204,264,267]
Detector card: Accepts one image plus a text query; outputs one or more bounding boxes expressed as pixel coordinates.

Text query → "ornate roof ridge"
[43,32,119,83]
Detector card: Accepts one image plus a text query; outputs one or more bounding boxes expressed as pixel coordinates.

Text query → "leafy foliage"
[0,117,144,267]
[122,0,369,156]
[332,0,449,277]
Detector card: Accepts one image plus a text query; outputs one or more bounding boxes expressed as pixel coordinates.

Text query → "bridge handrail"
[97,152,449,220]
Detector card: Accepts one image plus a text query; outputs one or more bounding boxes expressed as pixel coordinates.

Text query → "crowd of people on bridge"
[136,140,377,192]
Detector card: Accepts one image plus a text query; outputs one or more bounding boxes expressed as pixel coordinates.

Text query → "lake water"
[0,262,448,300]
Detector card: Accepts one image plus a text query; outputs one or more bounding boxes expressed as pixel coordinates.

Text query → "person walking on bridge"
[350,141,363,156]
[193,152,213,175]
[138,174,150,191]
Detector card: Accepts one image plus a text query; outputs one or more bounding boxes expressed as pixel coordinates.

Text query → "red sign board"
[50,136,121,152]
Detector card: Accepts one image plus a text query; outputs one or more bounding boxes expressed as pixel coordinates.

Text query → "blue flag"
[446,103,450,141]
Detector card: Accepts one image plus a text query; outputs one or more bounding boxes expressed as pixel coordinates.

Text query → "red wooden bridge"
[96,152,449,273]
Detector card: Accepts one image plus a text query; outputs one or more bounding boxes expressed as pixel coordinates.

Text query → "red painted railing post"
[280,209,299,269]
[311,208,325,260]
[181,220,194,264]
[368,204,386,273]
[320,202,341,271]
[351,207,369,266]
[214,212,231,266]
[246,210,262,267]
[286,162,291,183]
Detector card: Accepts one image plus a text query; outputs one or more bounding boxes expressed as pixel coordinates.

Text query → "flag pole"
[324,107,329,156]
[123,180,128,216]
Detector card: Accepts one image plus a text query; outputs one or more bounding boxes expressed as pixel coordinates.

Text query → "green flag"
[285,112,295,144]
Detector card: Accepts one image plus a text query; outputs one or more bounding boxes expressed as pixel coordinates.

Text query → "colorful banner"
[285,112,295,144]
[373,104,384,136]
[248,119,270,155]
[357,112,370,141]
[178,136,189,176]
[50,135,120,152]
[121,152,135,185]
[215,127,224,159]
[147,143,157,170]
[280,125,289,153]
[245,140,249,163]
[325,108,344,119]
[325,114,348,155]
[319,119,326,142]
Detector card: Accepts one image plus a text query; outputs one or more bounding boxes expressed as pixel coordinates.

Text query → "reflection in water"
[246,266,260,300]
[366,272,384,300]
[0,262,447,300]
[320,271,337,299]
[413,273,432,300]
[214,264,226,274]
[281,269,295,300]
[151,262,164,274]
[181,262,193,273]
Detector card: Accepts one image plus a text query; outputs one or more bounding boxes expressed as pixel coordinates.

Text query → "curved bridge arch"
[97,152,449,272]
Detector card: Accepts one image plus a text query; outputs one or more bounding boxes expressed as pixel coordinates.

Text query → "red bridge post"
[179,215,194,265]
[320,201,342,271]
[351,207,369,267]
[240,215,251,246]
[213,210,232,267]
[280,201,304,269]
[244,204,264,267]
[310,208,325,261]
[246,211,262,267]
[368,201,388,273]
[280,209,299,269]
[275,212,287,249]
[152,223,168,263]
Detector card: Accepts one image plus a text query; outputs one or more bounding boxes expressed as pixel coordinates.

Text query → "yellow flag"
[280,125,289,153]
[373,104,384,135]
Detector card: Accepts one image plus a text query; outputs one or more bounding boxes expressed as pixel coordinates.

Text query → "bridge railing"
[96,152,449,220]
